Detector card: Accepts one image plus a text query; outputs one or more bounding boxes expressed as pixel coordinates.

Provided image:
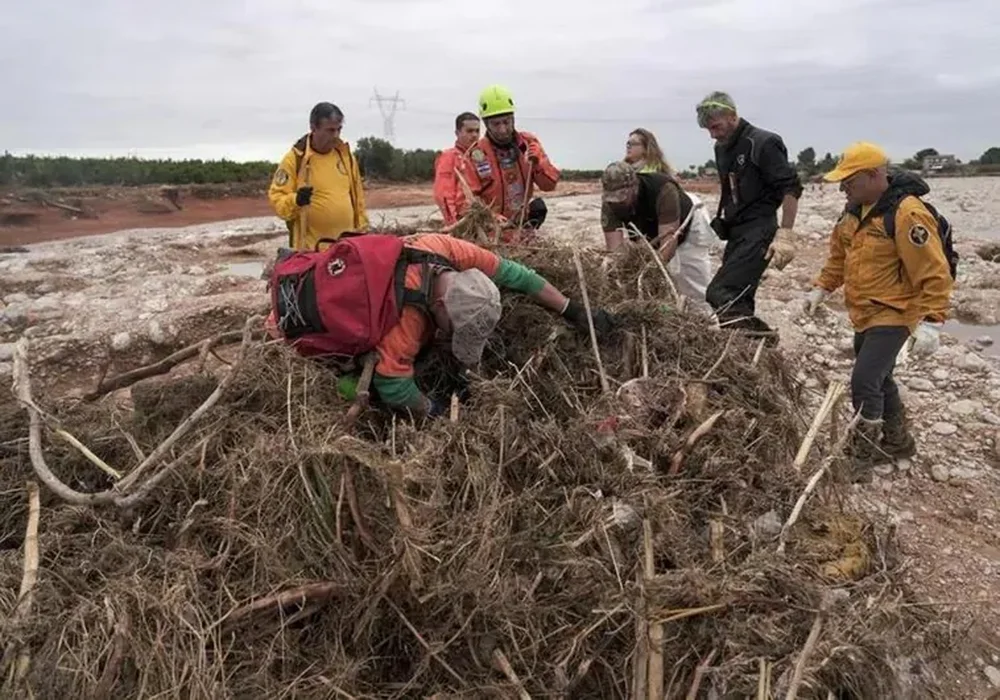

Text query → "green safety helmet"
[478,84,515,119]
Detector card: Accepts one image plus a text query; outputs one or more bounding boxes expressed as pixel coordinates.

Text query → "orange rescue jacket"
[432,141,469,225]
[455,132,559,222]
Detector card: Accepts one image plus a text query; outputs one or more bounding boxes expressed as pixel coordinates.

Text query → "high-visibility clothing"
[432,140,469,225]
[455,132,559,222]
[268,135,368,250]
[815,173,952,332]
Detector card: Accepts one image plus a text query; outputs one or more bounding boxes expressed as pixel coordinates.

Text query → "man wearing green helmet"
[455,85,561,242]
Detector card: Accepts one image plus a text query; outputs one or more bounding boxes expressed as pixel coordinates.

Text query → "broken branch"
[572,248,610,394]
[85,329,246,400]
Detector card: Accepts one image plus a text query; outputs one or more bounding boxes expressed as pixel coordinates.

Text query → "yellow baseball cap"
[823,142,889,182]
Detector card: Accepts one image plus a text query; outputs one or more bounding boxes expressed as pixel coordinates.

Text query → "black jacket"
[714,119,803,227]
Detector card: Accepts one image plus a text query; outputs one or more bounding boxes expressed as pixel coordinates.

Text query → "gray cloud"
[2,0,996,168]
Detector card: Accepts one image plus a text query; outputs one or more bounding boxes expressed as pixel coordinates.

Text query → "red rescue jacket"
[455,132,559,222]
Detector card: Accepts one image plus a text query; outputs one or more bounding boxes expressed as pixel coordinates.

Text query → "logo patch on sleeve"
[908,224,929,247]
[273,168,290,186]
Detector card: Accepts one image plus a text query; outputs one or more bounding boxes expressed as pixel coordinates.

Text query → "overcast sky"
[2,0,996,170]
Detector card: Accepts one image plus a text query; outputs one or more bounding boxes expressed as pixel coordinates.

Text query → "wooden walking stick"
[296,136,312,249]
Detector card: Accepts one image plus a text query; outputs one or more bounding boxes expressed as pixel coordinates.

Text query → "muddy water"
[223,260,265,278]
[943,319,1000,356]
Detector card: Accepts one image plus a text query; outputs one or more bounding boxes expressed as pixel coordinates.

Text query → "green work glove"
[337,373,360,401]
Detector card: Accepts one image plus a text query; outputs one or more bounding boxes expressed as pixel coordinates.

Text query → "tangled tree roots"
[0,242,942,698]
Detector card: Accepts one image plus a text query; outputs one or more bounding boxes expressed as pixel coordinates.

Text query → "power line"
[369,88,406,143]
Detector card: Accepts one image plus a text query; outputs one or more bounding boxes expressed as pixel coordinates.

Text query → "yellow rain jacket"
[268,135,369,250]
[815,172,952,332]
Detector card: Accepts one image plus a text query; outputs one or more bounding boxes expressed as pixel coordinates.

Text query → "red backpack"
[270,233,453,359]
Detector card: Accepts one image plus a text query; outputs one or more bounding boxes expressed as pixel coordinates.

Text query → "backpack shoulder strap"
[393,246,457,311]
[883,196,942,239]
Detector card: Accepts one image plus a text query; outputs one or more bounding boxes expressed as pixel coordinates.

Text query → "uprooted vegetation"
[0,241,947,698]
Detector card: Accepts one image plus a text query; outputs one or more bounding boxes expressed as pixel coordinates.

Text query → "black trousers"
[705,216,777,322]
[852,326,909,420]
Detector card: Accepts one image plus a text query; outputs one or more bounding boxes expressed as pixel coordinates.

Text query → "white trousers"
[667,192,715,315]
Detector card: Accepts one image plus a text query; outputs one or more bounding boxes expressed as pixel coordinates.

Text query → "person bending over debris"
[803,142,956,482]
[696,92,803,342]
[268,102,368,251]
[433,112,481,226]
[454,85,560,243]
[267,232,616,418]
[599,161,714,314]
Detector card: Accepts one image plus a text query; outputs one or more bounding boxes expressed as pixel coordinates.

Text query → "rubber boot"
[848,417,884,484]
[881,407,917,459]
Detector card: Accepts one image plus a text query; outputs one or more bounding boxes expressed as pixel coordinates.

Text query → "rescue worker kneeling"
[804,142,954,482]
[268,232,616,417]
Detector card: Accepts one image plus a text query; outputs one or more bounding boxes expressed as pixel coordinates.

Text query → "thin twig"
[1,482,40,689]
[117,316,258,494]
[84,329,245,400]
[219,582,344,631]
[702,332,735,381]
[644,520,664,700]
[492,648,532,700]
[793,381,846,472]
[685,648,717,700]
[386,598,467,686]
[777,409,863,555]
[631,223,680,306]
[784,597,833,700]
[668,410,726,476]
[757,658,772,700]
[571,248,610,394]
[750,337,767,368]
[54,427,123,480]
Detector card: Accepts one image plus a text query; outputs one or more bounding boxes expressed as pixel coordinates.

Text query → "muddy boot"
[881,407,917,459]
[848,417,884,484]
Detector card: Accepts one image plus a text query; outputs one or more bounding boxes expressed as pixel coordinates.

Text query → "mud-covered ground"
[3,176,1000,697]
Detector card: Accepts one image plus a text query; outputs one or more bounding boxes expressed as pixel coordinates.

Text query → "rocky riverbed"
[2,176,1000,697]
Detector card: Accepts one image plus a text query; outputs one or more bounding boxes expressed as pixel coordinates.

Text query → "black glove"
[427,397,448,418]
[562,300,617,340]
[295,186,313,207]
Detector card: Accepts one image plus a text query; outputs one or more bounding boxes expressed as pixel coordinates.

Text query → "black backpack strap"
[393,247,456,311]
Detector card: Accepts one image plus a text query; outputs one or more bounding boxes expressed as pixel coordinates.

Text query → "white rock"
[931,422,958,436]
[931,464,950,482]
[956,352,989,371]
[949,399,984,416]
[976,335,995,347]
[875,464,894,476]
[0,343,14,362]
[932,369,949,381]
[802,324,821,337]
[984,665,1000,688]
[907,378,935,392]
[949,467,980,481]
[982,411,1000,426]
[896,458,912,473]
[187,266,207,276]
[753,510,783,539]
[110,332,132,352]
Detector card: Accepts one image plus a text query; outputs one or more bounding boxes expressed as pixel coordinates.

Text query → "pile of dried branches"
[0,242,941,699]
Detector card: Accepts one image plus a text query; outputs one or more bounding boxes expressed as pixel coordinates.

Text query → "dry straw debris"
[0,238,944,699]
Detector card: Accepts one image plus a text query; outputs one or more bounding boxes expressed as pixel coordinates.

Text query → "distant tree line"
[4,142,1000,189]
[0,152,275,188]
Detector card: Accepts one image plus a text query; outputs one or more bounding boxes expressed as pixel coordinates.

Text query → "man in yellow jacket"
[804,142,954,482]
[268,102,369,250]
